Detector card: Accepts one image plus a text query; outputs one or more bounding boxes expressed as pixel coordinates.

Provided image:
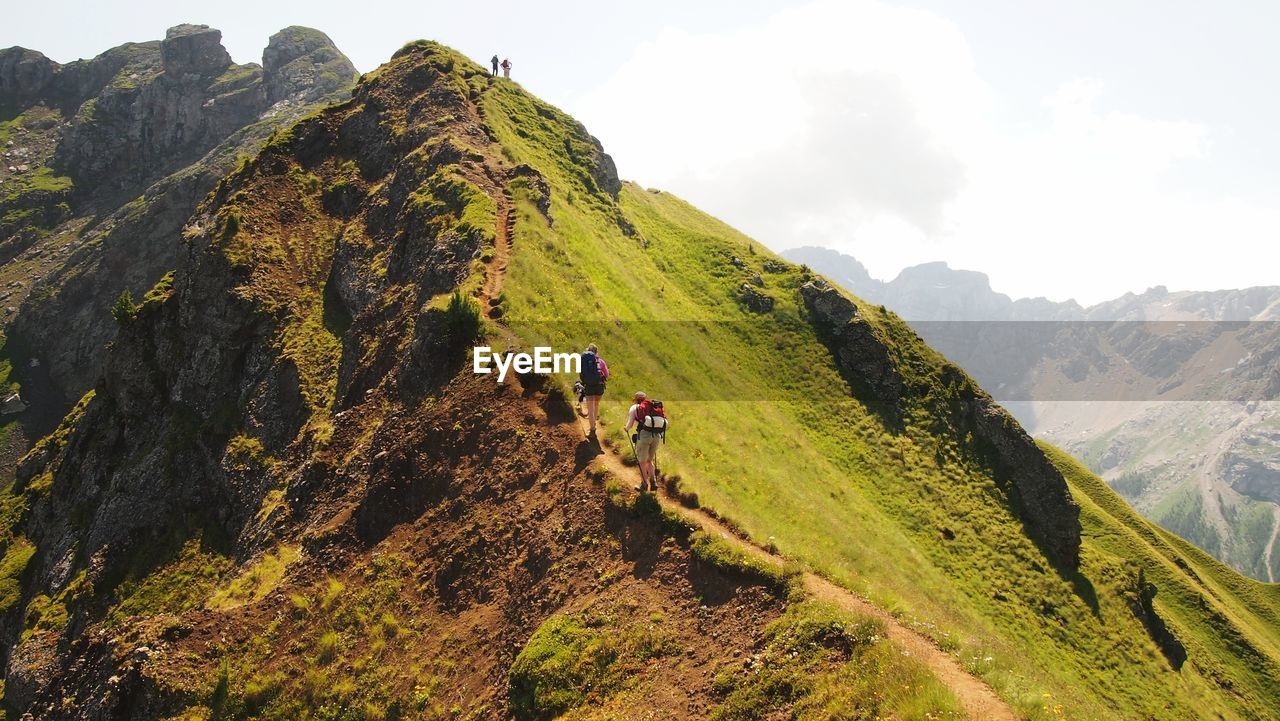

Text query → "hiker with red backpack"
[580,343,609,437]
[625,391,669,493]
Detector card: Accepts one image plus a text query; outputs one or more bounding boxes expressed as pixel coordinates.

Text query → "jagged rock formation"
[800,279,1082,568]
[0,49,57,99]
[263,26,363,106]
[160,24,233,76]
[800,280,903,409]
[0,25,357,459]
[785,246,1280,324]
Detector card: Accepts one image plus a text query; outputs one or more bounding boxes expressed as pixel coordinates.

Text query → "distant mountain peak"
[785,246,1280,322]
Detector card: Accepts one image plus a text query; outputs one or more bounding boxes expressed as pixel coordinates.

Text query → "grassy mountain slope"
[2,40,1277,720]
[479,68,1280,719]
[1046,445,1280,698]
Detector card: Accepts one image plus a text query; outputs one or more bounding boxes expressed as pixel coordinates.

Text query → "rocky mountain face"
[0,24,357,465]
[787,245,1280,580]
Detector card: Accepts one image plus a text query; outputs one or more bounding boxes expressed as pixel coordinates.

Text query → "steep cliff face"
[3,39,505,712]
[799,279,1082,569]
[0,25,357,458]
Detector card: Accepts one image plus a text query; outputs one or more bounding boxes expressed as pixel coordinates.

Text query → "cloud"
[576,1,972,237]
[573,0,1279,304]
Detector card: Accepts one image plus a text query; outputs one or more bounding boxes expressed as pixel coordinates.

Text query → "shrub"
[110,289,137,324]
[316,629,341,664]
[445,290,482,343]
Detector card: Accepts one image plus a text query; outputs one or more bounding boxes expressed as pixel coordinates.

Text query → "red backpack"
[637,400,668,440]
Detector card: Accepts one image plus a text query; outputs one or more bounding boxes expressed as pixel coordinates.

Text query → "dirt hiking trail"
[582,418,1020,721]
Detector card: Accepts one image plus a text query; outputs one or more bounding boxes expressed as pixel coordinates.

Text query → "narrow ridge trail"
[479,179,514,314]
[470,83,515,314]
[580,418,1020,721]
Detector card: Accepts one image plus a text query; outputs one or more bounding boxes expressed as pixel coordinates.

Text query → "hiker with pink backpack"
[580,343,609,437]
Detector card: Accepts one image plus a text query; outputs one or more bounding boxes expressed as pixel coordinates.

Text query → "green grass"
[689,530,794,595]
[0,106,61,146]
[508,607,680,719]
[710,600,962,720]
[1150,484,1222,559]
[1235,501,1279,580]
[18,389,95,474]
[0,332,20,399]
[0,535,34,612]
[478,67,1280,718]
[141,271,176,307]
[1046,444,1280,716]
[108,536,235,624]
[0,166,71,201]
[206,545,300,611]
[209,64,261,93]
[0,163,73,236]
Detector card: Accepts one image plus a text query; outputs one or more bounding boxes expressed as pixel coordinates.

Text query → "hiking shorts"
[635,431,660,463]
[583,382,606,397]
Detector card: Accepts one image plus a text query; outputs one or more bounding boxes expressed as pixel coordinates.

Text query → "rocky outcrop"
[800,279,1081,569]
[159,24,232,77]
[1,25,356,423]
[738,283,774,313]
[959,393,1083,569]
[0,47,56,99]
[1122,567,1187,669]
[800,280,903,409]
[263,26,357,105]
[587,134,621,197]
[1222,449,1280,506]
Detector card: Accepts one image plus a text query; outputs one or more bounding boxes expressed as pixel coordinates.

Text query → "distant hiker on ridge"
[490,54,499,77]
[625,391,669,493]
[580,343,609,437]
[501,57,512,79]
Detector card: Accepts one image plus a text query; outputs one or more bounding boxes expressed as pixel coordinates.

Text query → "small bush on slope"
[508,609,680,720]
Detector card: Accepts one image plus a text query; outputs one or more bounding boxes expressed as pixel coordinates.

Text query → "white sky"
[6,0,1278,304]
